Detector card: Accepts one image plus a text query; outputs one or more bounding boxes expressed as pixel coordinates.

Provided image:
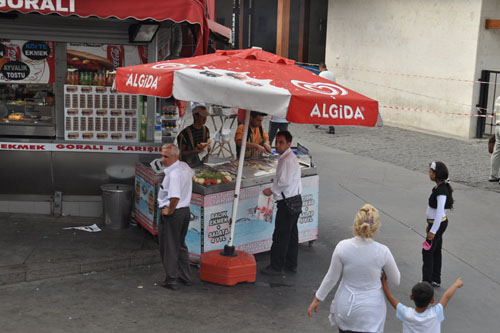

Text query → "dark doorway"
[476,70,500,138]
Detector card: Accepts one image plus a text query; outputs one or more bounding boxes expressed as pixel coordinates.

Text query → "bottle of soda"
[99,71,105,86]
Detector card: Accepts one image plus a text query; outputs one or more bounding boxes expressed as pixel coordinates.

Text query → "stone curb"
[0,251,161,286]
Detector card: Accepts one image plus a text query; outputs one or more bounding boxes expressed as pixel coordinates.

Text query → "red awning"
[0,0,202,22]
[0,0,209,54]
[208,19,232,43]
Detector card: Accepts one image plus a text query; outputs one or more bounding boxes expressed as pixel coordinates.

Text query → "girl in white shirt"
[423,161,454,288]
[308,204,400,333]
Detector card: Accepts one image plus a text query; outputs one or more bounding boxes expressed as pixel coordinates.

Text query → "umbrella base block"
[200,249,256,286]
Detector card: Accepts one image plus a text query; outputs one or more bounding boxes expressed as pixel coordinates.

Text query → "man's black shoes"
[160,281,179,290]
[160,278,193,289]
[260,265,285,276]
[178,279,193,286]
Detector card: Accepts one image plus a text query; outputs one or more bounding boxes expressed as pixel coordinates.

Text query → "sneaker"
[431,281,440,288]
[488,177,500,182]
[284,266,297,274]
[260,265,284,276]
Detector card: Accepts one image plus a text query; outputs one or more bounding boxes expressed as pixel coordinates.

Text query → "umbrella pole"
[223,109,250,256]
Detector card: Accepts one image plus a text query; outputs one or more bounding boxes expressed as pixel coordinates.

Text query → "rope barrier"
[381,105,495,118]
[335,65,492,85]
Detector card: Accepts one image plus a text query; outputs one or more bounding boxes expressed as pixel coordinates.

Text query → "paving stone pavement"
[286,123,500,193]
[204,113,496,191]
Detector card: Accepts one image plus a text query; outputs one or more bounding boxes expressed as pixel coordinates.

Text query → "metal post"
[223,109,250,256]
[53,191,62,216]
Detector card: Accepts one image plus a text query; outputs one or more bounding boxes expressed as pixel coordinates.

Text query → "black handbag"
[281,192,302,215]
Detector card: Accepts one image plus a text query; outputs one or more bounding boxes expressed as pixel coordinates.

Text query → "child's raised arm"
[439,278,463,309]
[381,272,399,309]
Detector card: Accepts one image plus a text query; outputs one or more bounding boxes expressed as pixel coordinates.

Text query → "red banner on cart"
[0,40,55,83]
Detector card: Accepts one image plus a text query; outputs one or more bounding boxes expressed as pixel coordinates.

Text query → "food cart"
[116,48,379,258]
[134,149,319,257]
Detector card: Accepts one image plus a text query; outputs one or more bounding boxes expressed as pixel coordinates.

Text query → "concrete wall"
[326,0,483,138]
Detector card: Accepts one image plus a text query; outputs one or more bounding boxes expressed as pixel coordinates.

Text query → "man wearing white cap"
[177,102,211,167]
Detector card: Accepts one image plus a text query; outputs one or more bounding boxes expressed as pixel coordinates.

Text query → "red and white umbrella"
[115,48,379,284]
[115,48,378,126]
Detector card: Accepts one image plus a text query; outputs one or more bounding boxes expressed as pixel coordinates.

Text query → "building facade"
[325,0,500,138]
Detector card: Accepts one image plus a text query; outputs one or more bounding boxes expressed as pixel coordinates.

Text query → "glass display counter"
[0,83,55,136]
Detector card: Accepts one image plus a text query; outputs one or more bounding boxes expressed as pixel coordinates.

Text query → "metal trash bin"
[100,184,133,229]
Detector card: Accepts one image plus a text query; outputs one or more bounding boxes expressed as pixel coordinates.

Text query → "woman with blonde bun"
[308,204,400,333]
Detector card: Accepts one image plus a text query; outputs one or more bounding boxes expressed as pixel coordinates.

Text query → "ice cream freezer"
[134,150,319,258]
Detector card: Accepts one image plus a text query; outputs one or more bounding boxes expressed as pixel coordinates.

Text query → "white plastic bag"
[256,193,274,223]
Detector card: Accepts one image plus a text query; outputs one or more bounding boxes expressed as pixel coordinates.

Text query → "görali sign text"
[0,0,75,12]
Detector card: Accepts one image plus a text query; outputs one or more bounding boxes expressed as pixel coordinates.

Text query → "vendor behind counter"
[177,102,211,167]
[235,111,272,159]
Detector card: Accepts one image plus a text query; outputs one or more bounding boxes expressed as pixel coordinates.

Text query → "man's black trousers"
[159,207,191,285]
[270,200,301,271]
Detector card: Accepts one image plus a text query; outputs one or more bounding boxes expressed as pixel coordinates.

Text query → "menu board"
[64,85,139,142]
[0,40,55,83]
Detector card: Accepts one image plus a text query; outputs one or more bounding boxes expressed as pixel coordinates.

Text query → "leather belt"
[427,217,447,223]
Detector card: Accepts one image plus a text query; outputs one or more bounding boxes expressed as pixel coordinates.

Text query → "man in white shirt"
[157,144,195,290]
[318,62,336,134]
[261,131,302,276]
